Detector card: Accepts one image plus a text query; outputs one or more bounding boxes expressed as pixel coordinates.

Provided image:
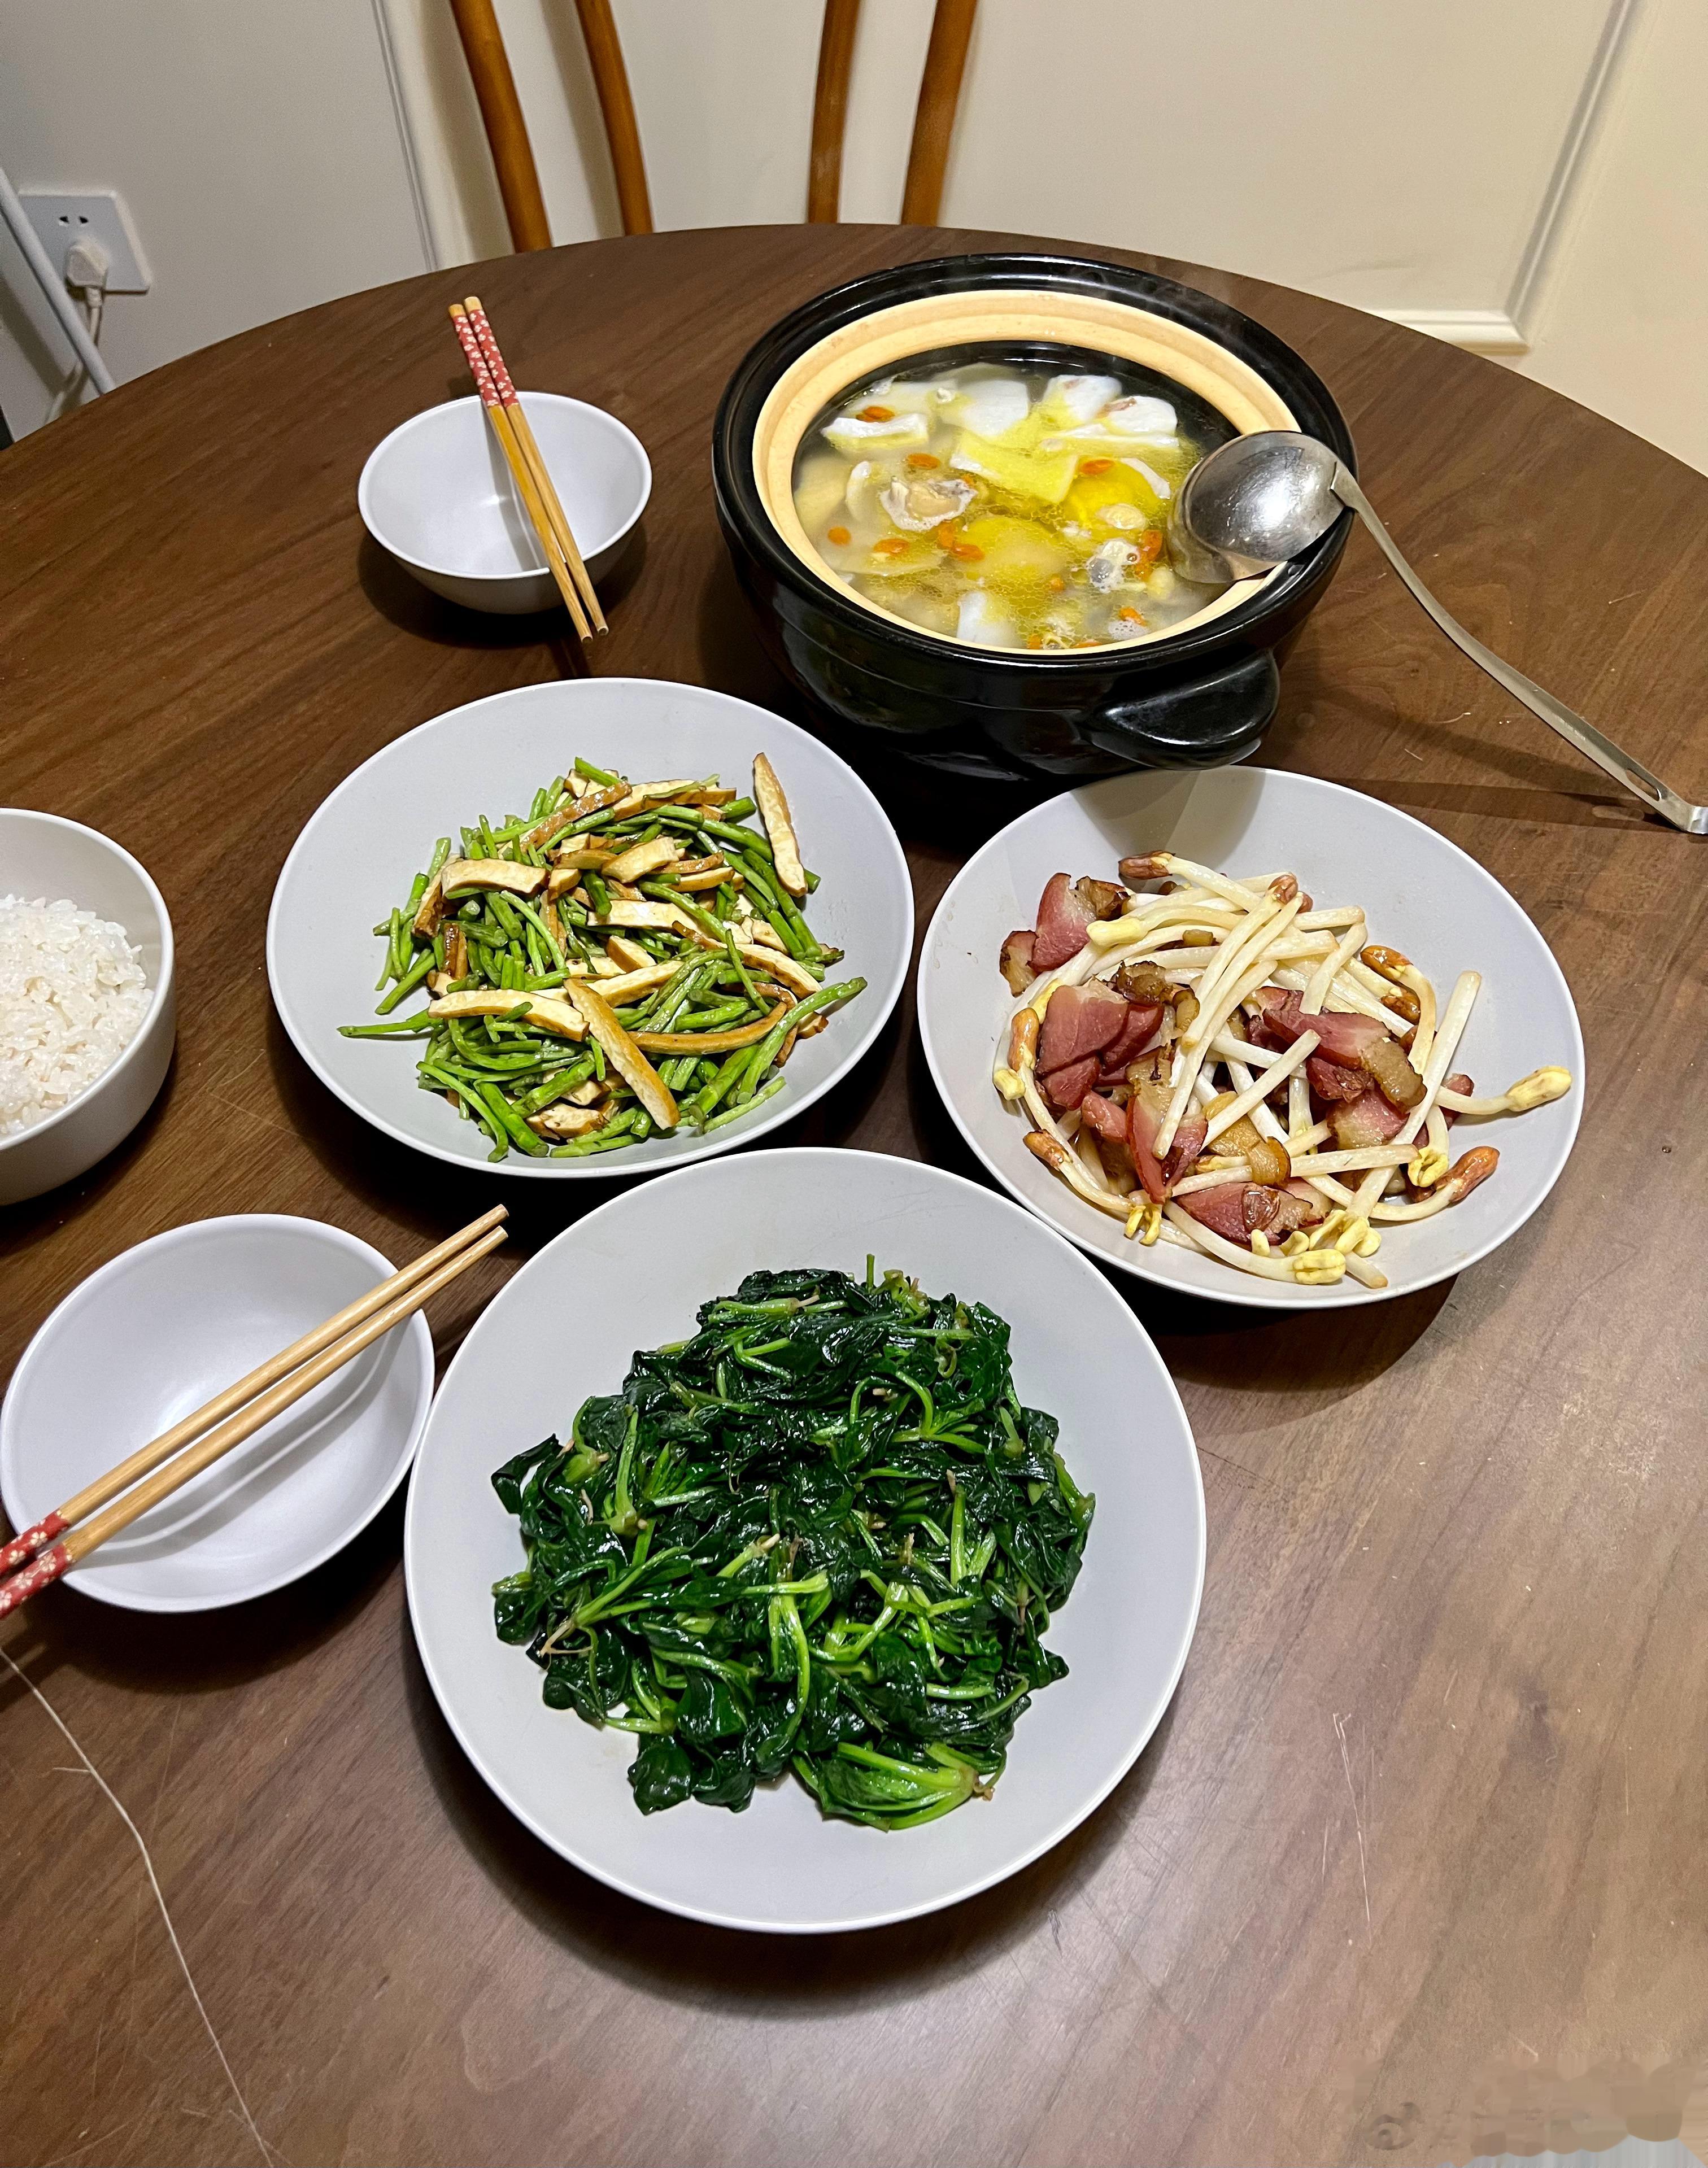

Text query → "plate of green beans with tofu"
[267,679,913,1176]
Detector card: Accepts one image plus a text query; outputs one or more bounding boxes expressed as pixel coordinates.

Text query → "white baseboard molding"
[1368,307,1531,356]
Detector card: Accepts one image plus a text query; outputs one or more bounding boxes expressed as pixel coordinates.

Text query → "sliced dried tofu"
[677,866,734,892]
[412,874,445,938]
[604,932,653,972]
[603,835,683,884]
[568,981,679,1129]
[608,778,699,817]
[733,941,817,996]
[444,925,468,978]
[596,960,677,1002]
[426,989,586,1039]
[519,804,584,854]
[551,844,617,871]
[527,1104,607,1140]
[545,868,581,902]
[633,996,790,1055]
[596,899,720,947]
[439,857,547,899]
[752,754,807,898]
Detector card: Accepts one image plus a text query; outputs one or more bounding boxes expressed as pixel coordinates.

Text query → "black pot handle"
[1086,648,1280,769]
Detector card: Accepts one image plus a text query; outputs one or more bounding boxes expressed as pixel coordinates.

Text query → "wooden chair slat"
[901,0,979,226]
[808,0,863,223]
[447,0,552,252]
[572,0,654,237]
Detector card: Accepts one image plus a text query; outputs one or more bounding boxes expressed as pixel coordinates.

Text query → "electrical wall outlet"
[20,191,151,293]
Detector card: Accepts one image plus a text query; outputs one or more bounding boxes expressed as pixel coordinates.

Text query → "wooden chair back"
[447,0,979,251]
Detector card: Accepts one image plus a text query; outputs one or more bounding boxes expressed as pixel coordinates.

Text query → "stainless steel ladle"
[1170,430,1707,835]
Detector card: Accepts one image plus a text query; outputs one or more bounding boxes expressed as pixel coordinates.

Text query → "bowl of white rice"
[0,810,175,1205]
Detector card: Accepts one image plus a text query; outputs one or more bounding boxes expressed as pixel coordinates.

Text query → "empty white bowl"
[0,1215,435,1611]
[359,392,650,613]
[0,809,176,1206]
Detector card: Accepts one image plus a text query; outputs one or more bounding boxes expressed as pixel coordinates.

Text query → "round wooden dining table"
[3,224,1705,2168]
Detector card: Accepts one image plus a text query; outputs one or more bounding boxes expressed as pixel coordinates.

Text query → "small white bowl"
[0,809,176,1206]
[359,392,650,614]
[1,1215,435,1612]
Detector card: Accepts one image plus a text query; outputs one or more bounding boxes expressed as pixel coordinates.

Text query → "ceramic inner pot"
[713,254,1356,781]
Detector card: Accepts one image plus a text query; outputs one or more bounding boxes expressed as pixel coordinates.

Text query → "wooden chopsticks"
[449,296,607,639]
[0,1207,508,1618]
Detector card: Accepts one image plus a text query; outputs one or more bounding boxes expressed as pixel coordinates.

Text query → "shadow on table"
[0,1484,407,1711]
[402,1619,1182,2006]
[355,531,650,673]
[0,1045,180,1260]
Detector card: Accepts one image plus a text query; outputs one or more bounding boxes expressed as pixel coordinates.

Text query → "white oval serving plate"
[267,678,913,1179]
[1,1215,433,1612]
[404,1147,1204,1933]
[918,767,1583,1310]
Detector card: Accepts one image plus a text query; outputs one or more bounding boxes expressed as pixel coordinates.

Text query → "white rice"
[0,895,151,1137]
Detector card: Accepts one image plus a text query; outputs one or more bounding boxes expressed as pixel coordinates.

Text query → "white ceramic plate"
[1,1216,433,1612]
[918,767,1584,1310]
[267,678,913,1179]
[404,1148,1204,1933]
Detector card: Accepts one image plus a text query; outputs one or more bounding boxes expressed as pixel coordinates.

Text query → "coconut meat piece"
[940,378,1031,437]
[1041,374,1123,426]
[825,411,931,456]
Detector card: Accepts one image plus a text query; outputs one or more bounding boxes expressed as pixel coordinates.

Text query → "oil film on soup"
[791,351,1239,652]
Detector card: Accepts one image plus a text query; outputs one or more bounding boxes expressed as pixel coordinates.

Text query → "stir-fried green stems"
[490,1266,1094,1825]
[339,760,862,1159]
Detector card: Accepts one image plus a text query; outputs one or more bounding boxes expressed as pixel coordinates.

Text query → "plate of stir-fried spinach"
[405,1149,1204,1932]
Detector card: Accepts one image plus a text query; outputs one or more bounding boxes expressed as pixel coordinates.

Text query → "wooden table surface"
[3,225,1705,2168]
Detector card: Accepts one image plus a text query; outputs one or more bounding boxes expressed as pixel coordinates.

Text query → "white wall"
[0,0,430,435]
[1507,0,1708,475]
[1,0,1703,476]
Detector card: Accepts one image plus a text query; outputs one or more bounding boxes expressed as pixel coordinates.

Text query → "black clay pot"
[712,252,1355,782]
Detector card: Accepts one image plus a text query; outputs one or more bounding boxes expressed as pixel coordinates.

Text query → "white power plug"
[64,234,110,344]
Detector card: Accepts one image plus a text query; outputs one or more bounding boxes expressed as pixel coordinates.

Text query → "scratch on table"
[1442,1664,1457,1706]
[150,1703,183,1836]
[1334,1710,1371,1936]
[47,2105,155,2166]
[1624,1742,1630,1819]
[119,1883,145,2079]
[0,1647,276,2168]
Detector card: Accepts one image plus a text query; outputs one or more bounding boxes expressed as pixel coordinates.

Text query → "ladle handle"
[1330,463,1707,836]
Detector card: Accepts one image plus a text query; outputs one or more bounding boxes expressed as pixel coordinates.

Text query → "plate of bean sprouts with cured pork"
[918,767,1583,1308]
